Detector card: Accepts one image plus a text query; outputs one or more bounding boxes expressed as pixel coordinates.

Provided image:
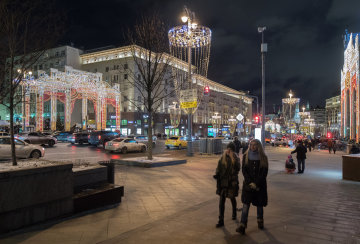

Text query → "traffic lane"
[42,140,189,163]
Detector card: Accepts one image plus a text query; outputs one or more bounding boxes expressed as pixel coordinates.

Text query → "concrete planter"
[0,163,74,233]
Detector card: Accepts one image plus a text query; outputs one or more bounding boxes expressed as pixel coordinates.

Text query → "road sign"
[180,89,198,109]
[236,113,244,121]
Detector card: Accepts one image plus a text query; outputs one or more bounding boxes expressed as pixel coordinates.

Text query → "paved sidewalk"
[1,147,360,243]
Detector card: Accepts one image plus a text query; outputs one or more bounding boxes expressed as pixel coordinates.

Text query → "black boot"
[216,219,224,228]
[236,223,246,234]
[232,209,237,220]
[257,219,264,229]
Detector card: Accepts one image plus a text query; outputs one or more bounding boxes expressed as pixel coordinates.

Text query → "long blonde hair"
[244,139,268,168]
[221,148,236,166]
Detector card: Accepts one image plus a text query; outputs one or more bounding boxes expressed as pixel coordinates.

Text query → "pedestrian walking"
[291,140,307,173]
[214,142,241,228]
[327,139,333,154]
[233,137,241,155]
[307,140,312,152]
[332,140,337,154]
[236,139,268,235]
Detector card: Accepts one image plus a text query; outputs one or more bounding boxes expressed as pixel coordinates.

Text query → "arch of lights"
[341,33,359,141]
[21,66,121,132]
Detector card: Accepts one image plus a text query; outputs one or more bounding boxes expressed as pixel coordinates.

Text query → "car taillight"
[88,135,90,139]
[72,136,75,139]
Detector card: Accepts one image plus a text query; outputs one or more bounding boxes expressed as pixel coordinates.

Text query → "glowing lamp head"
[255,116,259,124]
[327,132,332,139]
[181,16,188,23]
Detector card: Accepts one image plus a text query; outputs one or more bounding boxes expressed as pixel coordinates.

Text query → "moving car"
[88,131,120,147]
[104,138,147,153]
[54,131,72,142]
[165,136,187,149]
[134,135,157,147]
[0,136,45,159]
[68,132,89,145]
[16,132,57,147]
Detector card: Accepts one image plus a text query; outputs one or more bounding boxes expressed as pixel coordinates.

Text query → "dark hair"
[227,142,236,152]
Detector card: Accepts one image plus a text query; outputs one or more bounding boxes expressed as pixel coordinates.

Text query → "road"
[42,140,197,163]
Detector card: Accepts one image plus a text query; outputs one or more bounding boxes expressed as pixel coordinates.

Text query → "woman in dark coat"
[214,142,241,228]
[236,139,268,234]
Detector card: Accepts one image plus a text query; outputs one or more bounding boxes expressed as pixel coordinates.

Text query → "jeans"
[240,203,263,224]
[297,158,305,173]
[219,195,237,220]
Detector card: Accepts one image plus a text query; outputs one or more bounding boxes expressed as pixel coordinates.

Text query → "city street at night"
[1,147,359,244]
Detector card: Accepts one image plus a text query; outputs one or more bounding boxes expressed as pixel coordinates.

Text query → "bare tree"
[124,13,179,160]
[0,0,63,165]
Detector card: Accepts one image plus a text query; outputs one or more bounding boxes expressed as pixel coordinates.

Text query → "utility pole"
[258,27,267,147]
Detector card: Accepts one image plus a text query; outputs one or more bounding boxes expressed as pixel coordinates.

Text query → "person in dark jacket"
[233,137,241,155]
[214,142,241,228]
[236,139,268,235]
[291,140,307,173]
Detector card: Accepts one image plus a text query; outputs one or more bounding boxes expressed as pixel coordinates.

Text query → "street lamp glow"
[181,16,188,23]
[289,90,293,99]
[302,106,305,113]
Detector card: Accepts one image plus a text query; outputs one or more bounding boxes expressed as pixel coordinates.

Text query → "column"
[82,95,88,130]
[36,90,44,132]
[115,95,121,131]
[24,90,30,131]
[96,97,102,130]
[50,91,57,131]
[101,98,107,130]
[65,89,71,131]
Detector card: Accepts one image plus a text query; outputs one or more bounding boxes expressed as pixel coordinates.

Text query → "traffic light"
[204,85,210,96]
[254,115,259,124]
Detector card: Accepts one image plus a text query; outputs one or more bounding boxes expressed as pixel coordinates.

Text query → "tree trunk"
[147,112,153,160]
[10,91,17,166]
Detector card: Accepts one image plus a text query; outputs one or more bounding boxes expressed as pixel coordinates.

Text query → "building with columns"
[341,32,359,140]
[80,45,252,137]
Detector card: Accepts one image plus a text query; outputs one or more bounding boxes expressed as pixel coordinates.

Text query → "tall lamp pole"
[181,7,196,156]
[258,27,267,147]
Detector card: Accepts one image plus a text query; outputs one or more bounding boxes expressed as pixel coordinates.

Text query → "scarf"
[248,150,260,161]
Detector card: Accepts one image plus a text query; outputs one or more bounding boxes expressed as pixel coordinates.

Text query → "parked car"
[54,131,73,142]
[134,135,157,147]
[0,136,45,159]
[68,132,89,145]
[0,132,9,136]
[88,131,120,147]
[104,138,147,153]
[16,132,57,147]
[165,136,187,149]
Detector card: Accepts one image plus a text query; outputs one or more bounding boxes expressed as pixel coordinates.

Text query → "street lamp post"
[289,90,293,140]
[258,27,267,147]
[181,7,196,156]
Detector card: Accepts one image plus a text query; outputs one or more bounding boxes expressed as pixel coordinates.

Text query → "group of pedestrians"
[214,138,268,235]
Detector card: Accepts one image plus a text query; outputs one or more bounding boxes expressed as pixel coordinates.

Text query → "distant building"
[310,108,326,137]
[325,95,340,137]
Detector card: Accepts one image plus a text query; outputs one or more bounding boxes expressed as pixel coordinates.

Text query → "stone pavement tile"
[78,231,108,244]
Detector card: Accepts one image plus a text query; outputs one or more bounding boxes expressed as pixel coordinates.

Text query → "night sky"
[57,0,360,112]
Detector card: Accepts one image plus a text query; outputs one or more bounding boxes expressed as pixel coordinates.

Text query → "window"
[105,67,109,72]
[61,50,65,56]
[121,120,127,125]
[94,68,97,72]
[55,52,59,57]
[137,120,141,125]
[165,118,167,123]
[124,63,128,69]
[124,74,128,80]
[0,138,10,144]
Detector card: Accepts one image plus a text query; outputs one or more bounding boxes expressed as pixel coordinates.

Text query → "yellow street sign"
[180,101,197,109]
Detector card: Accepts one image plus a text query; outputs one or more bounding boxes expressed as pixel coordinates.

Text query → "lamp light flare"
[181,16,188,23]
